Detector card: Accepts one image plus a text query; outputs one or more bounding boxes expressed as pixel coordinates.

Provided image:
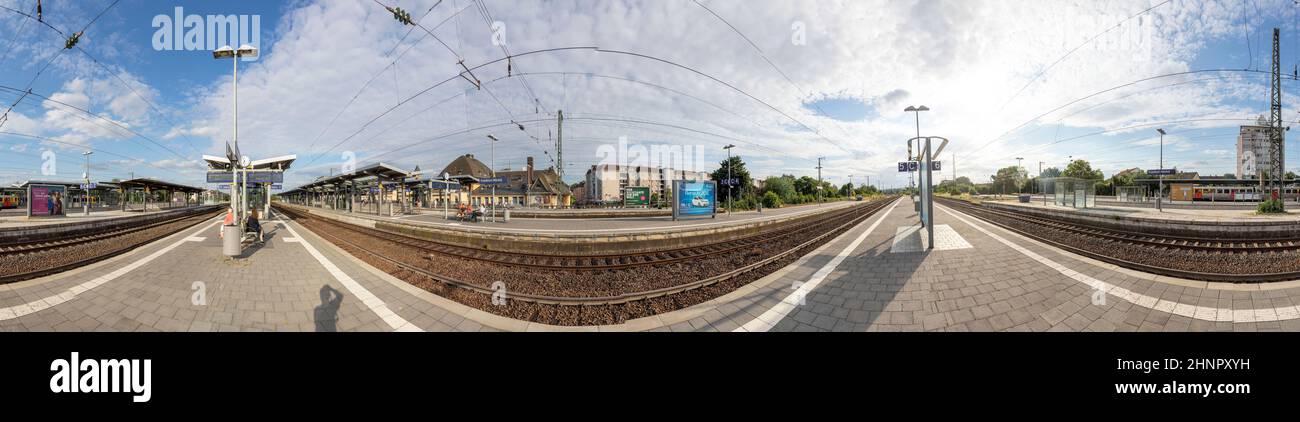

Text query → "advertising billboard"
[28,184,67,218]
[672,180,716,220]
[624,186,650,206]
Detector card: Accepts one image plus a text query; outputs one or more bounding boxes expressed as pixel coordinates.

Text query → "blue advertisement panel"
[674,180,716,218]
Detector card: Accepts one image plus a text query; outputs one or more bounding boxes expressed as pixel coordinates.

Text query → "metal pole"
[727,147,732,216]
[83,151,91,215]
[491,137,496,222]
[925,137,935,249]
[1158,131,1163,212]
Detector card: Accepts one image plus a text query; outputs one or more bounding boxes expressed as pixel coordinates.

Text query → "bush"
[762,191,783,208]
[1257,199,1286,214]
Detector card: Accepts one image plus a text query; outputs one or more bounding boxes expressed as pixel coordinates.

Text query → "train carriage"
[1190,186,1300,202]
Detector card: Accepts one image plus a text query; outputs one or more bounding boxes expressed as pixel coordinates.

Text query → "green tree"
[1039,167,1062,178]
[793,176,819,196]
[761,191,783,208]
[991,166,1027,194]
[763,175,797,203]
[711,155,753,205]
[1063,159,1103,180]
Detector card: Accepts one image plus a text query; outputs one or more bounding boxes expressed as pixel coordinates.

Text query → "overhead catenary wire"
[999,0,1173,111]
[300,1,472,160]
[689,0,860,155]
[965,68,1299,159]
[0,85,191,163]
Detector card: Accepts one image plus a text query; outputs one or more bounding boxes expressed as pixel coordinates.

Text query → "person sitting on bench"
[246,209,263,243]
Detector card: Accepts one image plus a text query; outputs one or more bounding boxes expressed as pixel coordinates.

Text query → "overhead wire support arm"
[457,59,481,89]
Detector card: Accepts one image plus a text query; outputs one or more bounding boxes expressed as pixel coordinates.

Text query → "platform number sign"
[899,161,918,172]
[931,161,941,171]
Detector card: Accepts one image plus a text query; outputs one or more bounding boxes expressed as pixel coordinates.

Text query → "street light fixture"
[486,134,499,222]
[82,150,92,216]
[214,44,258,230]
[1156,128,1166,212]
[1015,157,1023,194]
[904,105,928,191]
[723,144,735,216]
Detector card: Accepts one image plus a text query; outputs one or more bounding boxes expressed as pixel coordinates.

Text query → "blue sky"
[2,0,1300,191]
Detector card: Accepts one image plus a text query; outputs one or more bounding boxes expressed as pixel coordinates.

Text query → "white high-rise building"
[1237,115,1284,180]
[584,164,710,204]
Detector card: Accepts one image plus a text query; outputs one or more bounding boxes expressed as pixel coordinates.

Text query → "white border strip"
[734,199,901,332]
[280,221,422,332]
[939,203,1300,323]
[0,220,220,321]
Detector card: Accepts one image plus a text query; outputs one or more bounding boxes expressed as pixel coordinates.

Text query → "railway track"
[277,201,876,271]
[935,197,1300,283]
[277,197,894,306]
[0,208,222,284]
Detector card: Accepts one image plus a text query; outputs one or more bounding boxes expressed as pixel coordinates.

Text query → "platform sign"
[27,184,67,218]
[898,161,918,172]
[206,171,284,184]
[478,176,508,185]
[429,180,461,191]
[672,180,716,220]
[79,182,97,189]
[1148,168,1176,176]
[624,186,650,206]
[931,161,941,171]
[270,184,283,191]
[720,178,740,187]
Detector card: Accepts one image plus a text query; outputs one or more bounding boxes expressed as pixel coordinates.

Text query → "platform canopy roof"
[13,180,121,190]
[203,154,297,171]
[281,162,410,196]
[118,178,206,194]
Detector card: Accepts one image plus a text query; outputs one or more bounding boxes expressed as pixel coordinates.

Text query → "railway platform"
[0,210,484,332]
[8,197,1300,332]
[0,205,211,229]
[985,198,1300,223]
[672,197,1300,332]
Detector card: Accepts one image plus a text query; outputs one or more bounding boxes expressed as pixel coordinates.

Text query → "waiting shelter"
[1038,177,1098,209]
[117,178,206,212]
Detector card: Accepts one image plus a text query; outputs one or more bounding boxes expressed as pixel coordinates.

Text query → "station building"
[583,164,710,204]
[435,154,571,208]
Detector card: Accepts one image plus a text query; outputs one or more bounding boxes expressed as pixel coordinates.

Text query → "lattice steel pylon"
[1270,27,1284,206]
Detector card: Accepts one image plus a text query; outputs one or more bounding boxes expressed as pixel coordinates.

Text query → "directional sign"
[429,180,462,191]
[478,176,508,185]
[898,161,919,172]
[1148,168,1176,176]
[206,171,284,184]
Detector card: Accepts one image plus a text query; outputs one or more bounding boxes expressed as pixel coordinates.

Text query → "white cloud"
[162,0,1298,188]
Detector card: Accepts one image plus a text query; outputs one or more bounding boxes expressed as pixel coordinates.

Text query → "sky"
[1,0,1300,191]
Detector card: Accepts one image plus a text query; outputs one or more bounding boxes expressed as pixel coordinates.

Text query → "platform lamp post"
[1038,161,1045,204]
[723,144,735,216]
[1014,157,1023,194]
[486,134,498,222]
[81,151,92,215]
[904,105,928,192]
[1156,128,1165,212]
[214,44,257,229]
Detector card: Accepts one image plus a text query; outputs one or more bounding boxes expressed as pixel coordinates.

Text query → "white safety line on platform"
[280,221,422,332]
[185,237,206,242]
[734,199,901,332]
[938,204,1300,324]
[0,219,221,322]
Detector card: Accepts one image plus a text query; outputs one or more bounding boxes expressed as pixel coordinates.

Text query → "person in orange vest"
[218,207,235,239]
